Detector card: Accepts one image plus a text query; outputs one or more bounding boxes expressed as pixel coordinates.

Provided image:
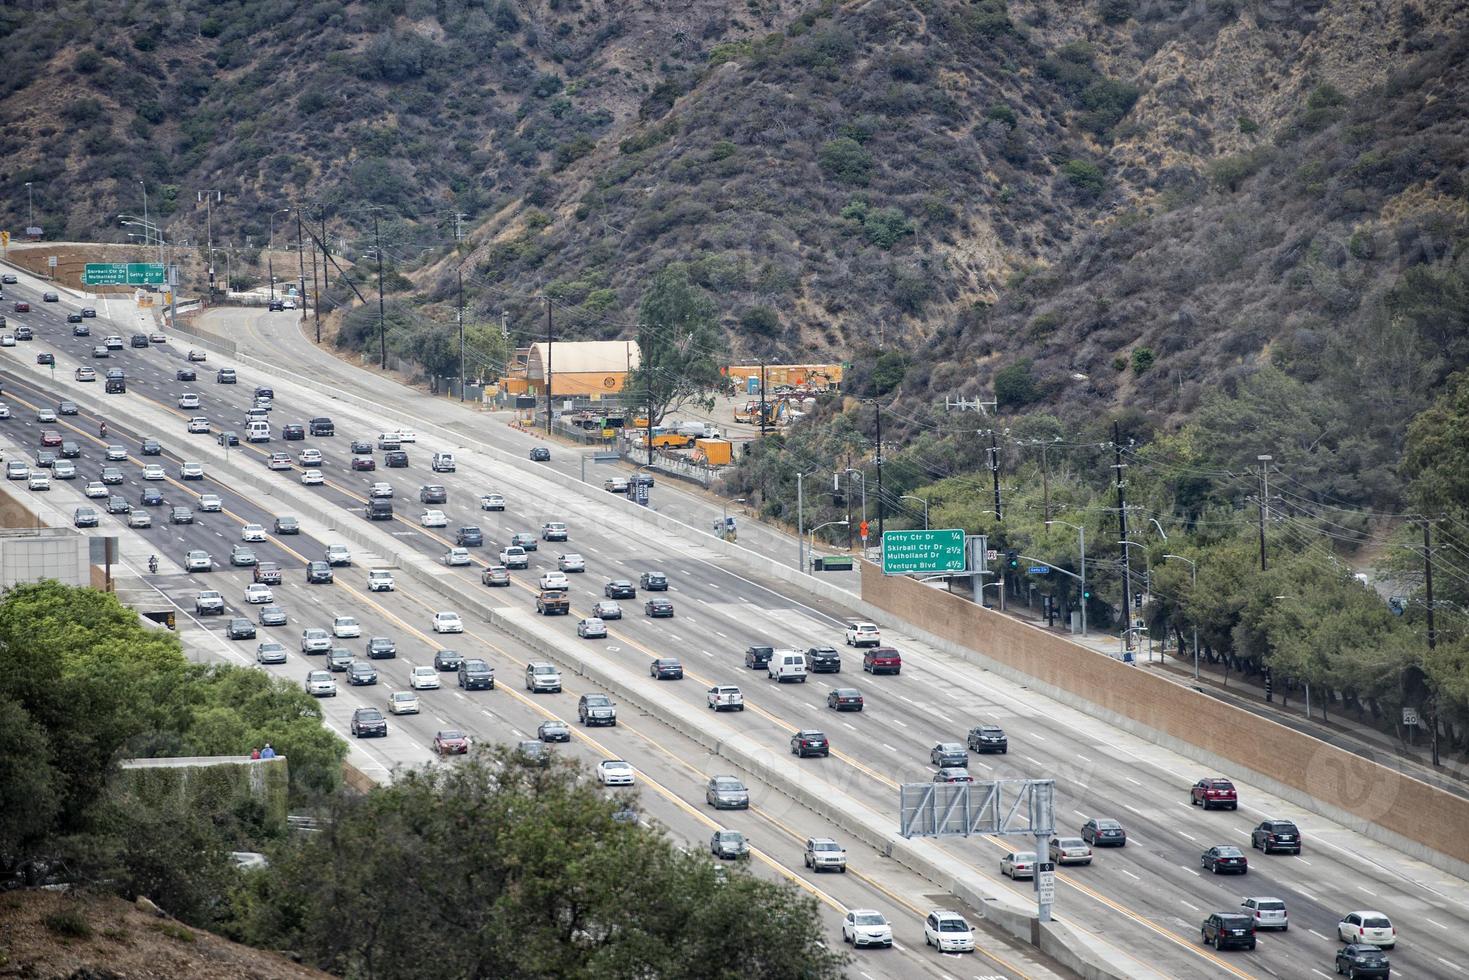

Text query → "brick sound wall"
[861,562,1469,869]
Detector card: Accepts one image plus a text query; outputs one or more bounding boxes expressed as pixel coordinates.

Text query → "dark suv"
[1201,913,1255,951]
[744,645,774,669]
[309,417,334,436]
[805,646,842,673]
[419,485,447,504]
[1250,820,1301,854]
[455,526,483,547]
[1334,945,1390,979]
[458,658,494,690]
[350,707,388,738]
[967,724,1008,754]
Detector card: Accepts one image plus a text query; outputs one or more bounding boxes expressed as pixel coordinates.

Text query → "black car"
[74,324,90,336]
[929,742,967,768]
[129,334,150,348]
[385,450,409,467]
[350,707,388,738]
[37,352,54,366]
[73,507,99,528]
[1201,846,1248,874]
[640,571,668,591]
[366,636,397,659]
[105,377,126,394]
[140,439,162,456]
[226,618,257,640]
[176,368,196,382]
[790,730,830,758]
[80,306,96,317]
[346,662,378,686]
[455,526,483,547]
[419,485,447,504]
[1250,819,1301,854]
[967,724,1008,754]
[650,658,684,680]
[309,417,334,436]
[806,646,842,672]
[268,299,284,312]
[351,439,372,454]
[827,688,864,711]
[106,496,131,515]
[529,446,551,461]
[59,441,80,458]
[67,312,83,323]
[306,561,334,584]
[458,658,494,690]
[274,516,300,535]
[1201,912,1255,951]
[1081,818,1127,847]
[433,649,464,671]
[744,645,774,669]
[281,424,305,441]
[644,597,674,618]
[218,431,240,446]
[139,487,164,507]
[1335,945,1390,979]
[604,579,636,599]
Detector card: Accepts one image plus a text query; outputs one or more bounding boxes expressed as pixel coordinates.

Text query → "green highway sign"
[881,528,967,575]
[83,262,165,286]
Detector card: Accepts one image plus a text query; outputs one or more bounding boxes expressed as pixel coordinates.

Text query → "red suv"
[1190,778,1238,810]
[862,646,901,675]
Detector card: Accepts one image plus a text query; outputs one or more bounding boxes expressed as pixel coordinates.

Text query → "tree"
[625,263,725,429]
[994,359,1038,408]
[240,754,846,979]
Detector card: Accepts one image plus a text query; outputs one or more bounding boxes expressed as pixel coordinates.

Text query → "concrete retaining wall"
[860,563,1469,880]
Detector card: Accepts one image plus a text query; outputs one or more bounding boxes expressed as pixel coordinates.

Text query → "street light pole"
[139,181,149,252]
[900,494,929,530]
[1164,554,1198,680]
[807,521,849,574]
[1046,520,1086,637]
[267,208,289,302]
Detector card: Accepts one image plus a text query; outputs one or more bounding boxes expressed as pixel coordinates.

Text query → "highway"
[3,275,1468,980]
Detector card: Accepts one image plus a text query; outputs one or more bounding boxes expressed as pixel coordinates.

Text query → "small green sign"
[881,528,967,575]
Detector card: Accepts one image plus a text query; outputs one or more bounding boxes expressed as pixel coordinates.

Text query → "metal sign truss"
[898,778,1055,839]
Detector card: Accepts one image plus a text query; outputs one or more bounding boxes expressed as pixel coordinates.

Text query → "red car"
[13,302,29,313]
[934,768,973,783]
[862,646,902,675]
[40,429,62,447]
[351,456,376,471]
[1190,777,1238,810]
[433,729,469,755]
[827,688,864,711]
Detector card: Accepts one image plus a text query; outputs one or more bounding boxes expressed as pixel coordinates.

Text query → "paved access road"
[5,277,1468,979]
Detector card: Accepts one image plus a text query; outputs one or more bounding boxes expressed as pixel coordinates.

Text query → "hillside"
[4,0,1464,376]
[0,889,330,980]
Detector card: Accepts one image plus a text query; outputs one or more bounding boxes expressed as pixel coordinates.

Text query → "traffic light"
[1005,549,1019,569]
[1082,585,1092,600]
[1133,591,1144,609]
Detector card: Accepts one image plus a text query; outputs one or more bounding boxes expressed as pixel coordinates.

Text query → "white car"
[1000,851,1036,879]
[332,616,362,638]
[420,509,447,527]
[1338,911,1396,948]
[304,670,337,698]
[127,510,152,528]
[842,910,893,948]
[244,583,273,604]
[369,482,393,498]
[480,493,505,510]
[923,909,975,953]
[539,571,570,590]
[0,403,9,418]
[498,546,528,569]
[28,473,51,491]
[198,493,222,512]
[187,416,210,433]
[241,524,267,542]
[596,759,635,786]
[178,393,201,409]
[368,569,395,592]
[557,553,585,573]
[388,690,419,715]
[444,547,471,567]
[300,469,324,485]
[300,628,332,653]
[432,611,463,634]
[409,665,441,690]
[706,685,744,711]
[84,481,108,498]
[394,429,417,443]
[298,448,323,466]
[845,622,880,647]
[576,617,607,639]
[142,464,166,480]
[179,462,204,480]
[52,460,76,480]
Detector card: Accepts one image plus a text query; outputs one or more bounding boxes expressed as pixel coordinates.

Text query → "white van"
[246,420,271,443]
[432,452,455,473]
[768,650,808,683]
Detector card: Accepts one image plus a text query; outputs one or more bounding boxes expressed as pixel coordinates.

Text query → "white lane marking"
[882,743,898,753]
[890,718,907,728]
[1182,867,1199,876]
[1124,776,1142,785]
[1356,885,1375,896]
[1119,869,1140,880]
[1308,930,1330,942]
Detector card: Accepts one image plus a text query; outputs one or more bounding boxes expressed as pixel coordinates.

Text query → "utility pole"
[759,361,768,436]
[797,471,805,573]
[544,296,554,435]
[989,430,1002,522]
[1423,520,1440,767]
[458,268,466,402]
[294,209,307,320]
[875,402,885,539]
[316,212,328,342]
[1114,421,1133,656]
[309,224,320,338]
[198,190,220,299]
[139,181,150,254]
[1039,439,1056,524]
[25,181,34,229]
[374,211,386,369]
[1257,454,1273,571]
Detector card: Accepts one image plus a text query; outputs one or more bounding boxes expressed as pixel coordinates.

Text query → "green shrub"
[1237,116,1259,134]
[740,306,780,336]
[871,351,909,393]
[74,49,102,74]
[994,360,1039,407]
[839,198,869,221]
[818,137,872,185]
[985,103,1018,128]
[708,140,736,161]
[1131,347,1155,373]
[1098,0,1134,24]
[1112,355,1128,372]
[43,908,92,939]
[861,207,914,249]
[1079,79,1140,133]
[1061,159,1105,198]
[1207,148,1271,191]
[584,288,617,312]
[554,134,596,168]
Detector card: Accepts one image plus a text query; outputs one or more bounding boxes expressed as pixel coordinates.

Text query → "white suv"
[804,838,847,872]
[368,569,395,592]
[923,909,975,953]
[845,622,880,647]
[525,662,562,693]
[706,685,745,711]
